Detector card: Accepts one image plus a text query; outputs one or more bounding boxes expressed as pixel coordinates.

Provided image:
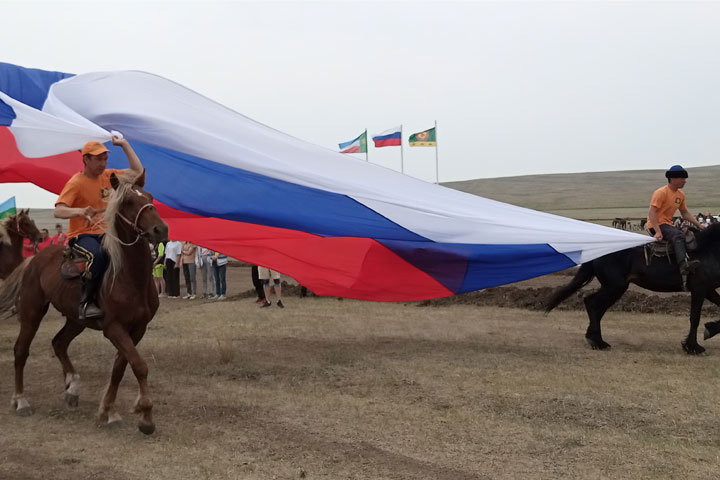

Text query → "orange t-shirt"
[55,169,121,237]
[647,185,686,229]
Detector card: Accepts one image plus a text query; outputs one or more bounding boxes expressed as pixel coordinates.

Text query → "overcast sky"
[2,0,720,207]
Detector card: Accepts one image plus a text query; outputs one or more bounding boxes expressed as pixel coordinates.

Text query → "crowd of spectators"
[21,223,287,308]
[149,240,281,307]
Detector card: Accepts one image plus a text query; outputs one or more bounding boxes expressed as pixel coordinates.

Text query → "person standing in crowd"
[152,241,166,297]
[212,251,228,300]
[36,229,52,251]
[164,239,182,298]
[197,246,215,299]
[180,241,197,299]
[251,265,266,304]
[259,266,284,308]
[50,223,67,245]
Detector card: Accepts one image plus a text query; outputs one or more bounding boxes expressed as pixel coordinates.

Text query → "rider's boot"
[673,237,700,291]
[79,275,104,327]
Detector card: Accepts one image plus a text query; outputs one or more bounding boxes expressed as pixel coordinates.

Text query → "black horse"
[545,223,720,354]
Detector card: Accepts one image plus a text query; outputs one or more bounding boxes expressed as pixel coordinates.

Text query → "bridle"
[15,215,35,239]
[105,193,157,247]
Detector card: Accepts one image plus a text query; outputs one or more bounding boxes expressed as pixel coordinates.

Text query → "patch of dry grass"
[1,296,720,479]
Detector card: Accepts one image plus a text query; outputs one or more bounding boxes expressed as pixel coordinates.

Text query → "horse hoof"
[16,406,32,417]
[107,419,123,430]
[681,340,707,355]
[585,337,612,350]
[64,392,79,407]
[138,421,155,435]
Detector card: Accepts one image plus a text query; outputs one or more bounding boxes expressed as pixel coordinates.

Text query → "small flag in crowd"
[372,126,402,148]
[409,127,437,147]
[339,131,368,153]
[0,196,16,219]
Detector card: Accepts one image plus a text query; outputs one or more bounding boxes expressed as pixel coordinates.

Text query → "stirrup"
[79,302,104,322]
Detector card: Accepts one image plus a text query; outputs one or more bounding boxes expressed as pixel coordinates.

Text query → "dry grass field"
[2,266,720,479]
[5,168,720,479]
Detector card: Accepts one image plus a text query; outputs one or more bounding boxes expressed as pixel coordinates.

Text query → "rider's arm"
[648,206,663,240]
[54,203,96,223]
[680,208,705,229]
[112,136,143,177]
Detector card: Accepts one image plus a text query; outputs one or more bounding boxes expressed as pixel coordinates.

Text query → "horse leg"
[98,352,128,427]
[51,318,86,407]
[103,322,154,435]
[702,290,720,340]
[682,291,706,355]
[583,283,628,350]
[12,301,49,416]
[99,324,152,426]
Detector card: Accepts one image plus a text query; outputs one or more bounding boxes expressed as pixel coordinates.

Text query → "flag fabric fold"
[409,127,437,146]
[339,131,367,153]
[372,126,401,148]
[0,62,653,301]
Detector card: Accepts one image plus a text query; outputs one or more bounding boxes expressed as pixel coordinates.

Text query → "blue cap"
[665,165,688,179]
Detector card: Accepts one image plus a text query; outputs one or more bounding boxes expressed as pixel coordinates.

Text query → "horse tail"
[0,257,31,317]
[544,262,595,313]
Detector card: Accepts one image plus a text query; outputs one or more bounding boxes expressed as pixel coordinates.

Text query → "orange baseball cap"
[81,141,109,156]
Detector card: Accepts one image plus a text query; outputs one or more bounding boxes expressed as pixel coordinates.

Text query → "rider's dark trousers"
[74,234,107,280]
[658,224,688,263]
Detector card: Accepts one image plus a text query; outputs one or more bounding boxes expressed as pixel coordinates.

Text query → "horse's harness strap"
[15,216,31,239]
[104,202,156,247]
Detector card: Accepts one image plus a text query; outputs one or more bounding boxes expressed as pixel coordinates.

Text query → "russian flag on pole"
[338,131,367,153]
[372,126,402,148]
[0,62,653,301]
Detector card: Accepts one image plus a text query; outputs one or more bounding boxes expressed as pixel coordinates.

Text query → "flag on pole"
[338,131,367,153]
[372,126,402,148]
[409,127,437,146]
[0,196,16,219]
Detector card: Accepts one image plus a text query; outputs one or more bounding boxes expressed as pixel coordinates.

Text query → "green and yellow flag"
[0,196,16,219]
[408,127,436,147]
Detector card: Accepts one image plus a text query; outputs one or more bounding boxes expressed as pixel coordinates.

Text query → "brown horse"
[0,171,168,434]
[0,209,42,279]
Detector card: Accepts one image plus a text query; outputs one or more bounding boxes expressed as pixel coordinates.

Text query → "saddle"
[644,229,697,264]
[60,237,91,280]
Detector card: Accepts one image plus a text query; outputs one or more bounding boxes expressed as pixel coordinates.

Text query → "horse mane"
[693,223,720,252]
[0,213,18,246]
[101,178,139,284]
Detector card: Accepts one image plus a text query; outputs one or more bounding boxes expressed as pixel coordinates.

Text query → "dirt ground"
[1,265,719,479]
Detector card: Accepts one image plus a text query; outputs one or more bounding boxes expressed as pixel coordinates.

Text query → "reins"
[103,202,156,247]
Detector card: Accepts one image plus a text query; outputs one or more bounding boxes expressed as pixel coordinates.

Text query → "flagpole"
[400,124,404,174]
[365,129,369,162]
[434,120,439,184]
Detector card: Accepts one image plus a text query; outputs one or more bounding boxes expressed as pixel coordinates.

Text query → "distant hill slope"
[20,165,720,230]
[443,165,720,221]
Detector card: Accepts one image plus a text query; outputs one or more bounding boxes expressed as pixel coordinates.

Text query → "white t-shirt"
[165,241,182,263]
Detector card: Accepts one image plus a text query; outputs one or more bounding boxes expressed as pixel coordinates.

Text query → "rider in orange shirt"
[647,165,705,289]
[54,137,144,323]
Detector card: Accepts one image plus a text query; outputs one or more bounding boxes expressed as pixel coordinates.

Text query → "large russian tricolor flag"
[372,126,402,148]
[0,62,653,301]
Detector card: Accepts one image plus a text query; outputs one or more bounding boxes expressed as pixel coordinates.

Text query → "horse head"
[108,170,168,245]
[15,209,42,243]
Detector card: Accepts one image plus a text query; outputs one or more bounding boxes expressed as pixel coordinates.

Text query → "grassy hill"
[21,165,720,231]
[443,165,720,222]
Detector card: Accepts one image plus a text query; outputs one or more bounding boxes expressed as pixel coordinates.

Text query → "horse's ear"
[134,169,146,188]
[110,172,120,190]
